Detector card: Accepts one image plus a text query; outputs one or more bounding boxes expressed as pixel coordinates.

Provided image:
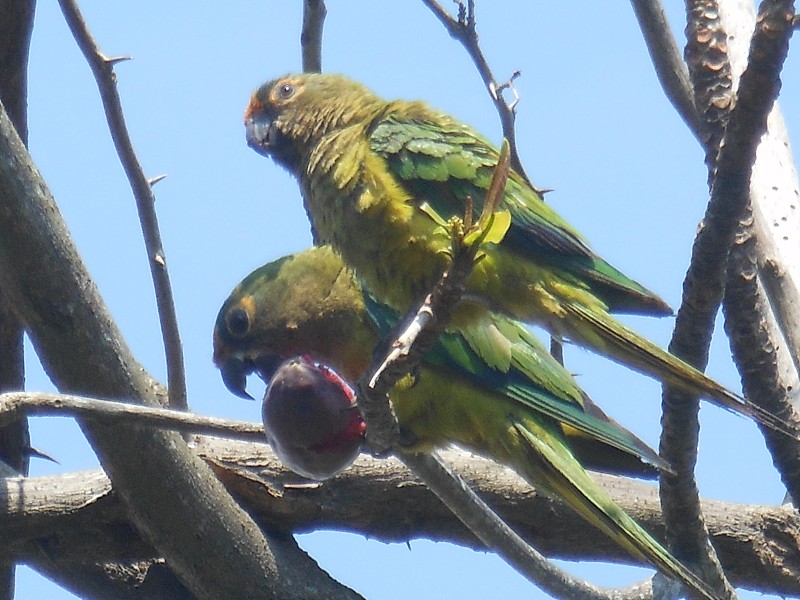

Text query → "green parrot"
[243,73,787,434]
[213,246,720,600]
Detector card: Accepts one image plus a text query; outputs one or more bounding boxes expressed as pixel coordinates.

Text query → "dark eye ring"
[278,82,296,100]
[226,307,251,338]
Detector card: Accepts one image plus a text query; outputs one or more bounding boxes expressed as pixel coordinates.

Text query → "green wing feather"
[369,114,671,316]
[509,421,720,600]
[363,293,669,473]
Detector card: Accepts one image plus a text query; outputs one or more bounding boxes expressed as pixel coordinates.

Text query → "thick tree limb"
[0,101,360,599]
[201,439,800,597]
[717,0,800,508]
[0,1,35,597]
[27,556,194,600]
[5,468,192,599]
[655,4,795,598]
[724,213,800,505]
[58,0,187,412]
[3,441,799,596]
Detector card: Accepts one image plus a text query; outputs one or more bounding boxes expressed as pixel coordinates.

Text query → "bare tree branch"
[759,260,800,378]
[717,0,800,509]
[636,0,800,533]
[684,0,736,169]
[351,149,642,598]
[0,1,36,596]
[27,556,194,600]
[421,0,533,187]
[398,451,630,600]
[657,6,734,585]
[724,211,800,506]
[0,99,361,599]
[630,0,703,139]
[0,1,33,475]
[0,0,34,143]
[636,2,800,436]
[421,0,567,366]
[640,2,795,598]
[0,391,265,441]
[301,0,326,73]
[203,440,800,597]
[4,442,799,596]
[57,0,187,412]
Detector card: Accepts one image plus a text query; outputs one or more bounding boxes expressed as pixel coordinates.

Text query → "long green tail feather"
[510,421,722,600]
[562,302,798,439]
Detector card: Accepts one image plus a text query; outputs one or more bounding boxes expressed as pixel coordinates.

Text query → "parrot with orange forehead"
[243,72,790,436]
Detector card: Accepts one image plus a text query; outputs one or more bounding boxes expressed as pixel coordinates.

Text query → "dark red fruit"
[262,355,365,480]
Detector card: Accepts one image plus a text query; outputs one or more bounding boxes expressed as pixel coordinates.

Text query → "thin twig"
[0,391,265,441]
[422,0,566,364]
[421,0,533,187]
[58,0,187,411]
[399,451,625,600]
[354,150,667,598]
[629,0,702,139]
[301,0,326,73]
[356,221,485,453]
[358,142,510,452]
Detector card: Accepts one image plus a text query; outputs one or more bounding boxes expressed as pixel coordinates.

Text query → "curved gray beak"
[245,115,274,157]
[219,354,255,400]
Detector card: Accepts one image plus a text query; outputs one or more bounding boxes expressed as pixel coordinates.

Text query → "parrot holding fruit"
[244,72,789,435]
[213,246,721,600]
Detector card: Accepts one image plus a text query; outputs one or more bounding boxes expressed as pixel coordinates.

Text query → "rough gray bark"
[0,100,361,599]
[3,441,798,596]
[0,1,35,597]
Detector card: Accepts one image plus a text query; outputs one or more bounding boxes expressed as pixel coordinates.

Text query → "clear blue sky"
[14,2,798,598]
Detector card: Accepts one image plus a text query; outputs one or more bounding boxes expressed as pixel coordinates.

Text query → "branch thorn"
[103,55,132,66]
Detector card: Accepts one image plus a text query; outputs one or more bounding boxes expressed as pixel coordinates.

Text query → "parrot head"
[212,255,292,399]
[213,249,374,480]
[213,246,379,400]
[244,73,382,171]
[262,355,366,480]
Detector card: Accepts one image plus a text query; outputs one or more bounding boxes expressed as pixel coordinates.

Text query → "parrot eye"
[226,308,251,338]
[277,82,296,100]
